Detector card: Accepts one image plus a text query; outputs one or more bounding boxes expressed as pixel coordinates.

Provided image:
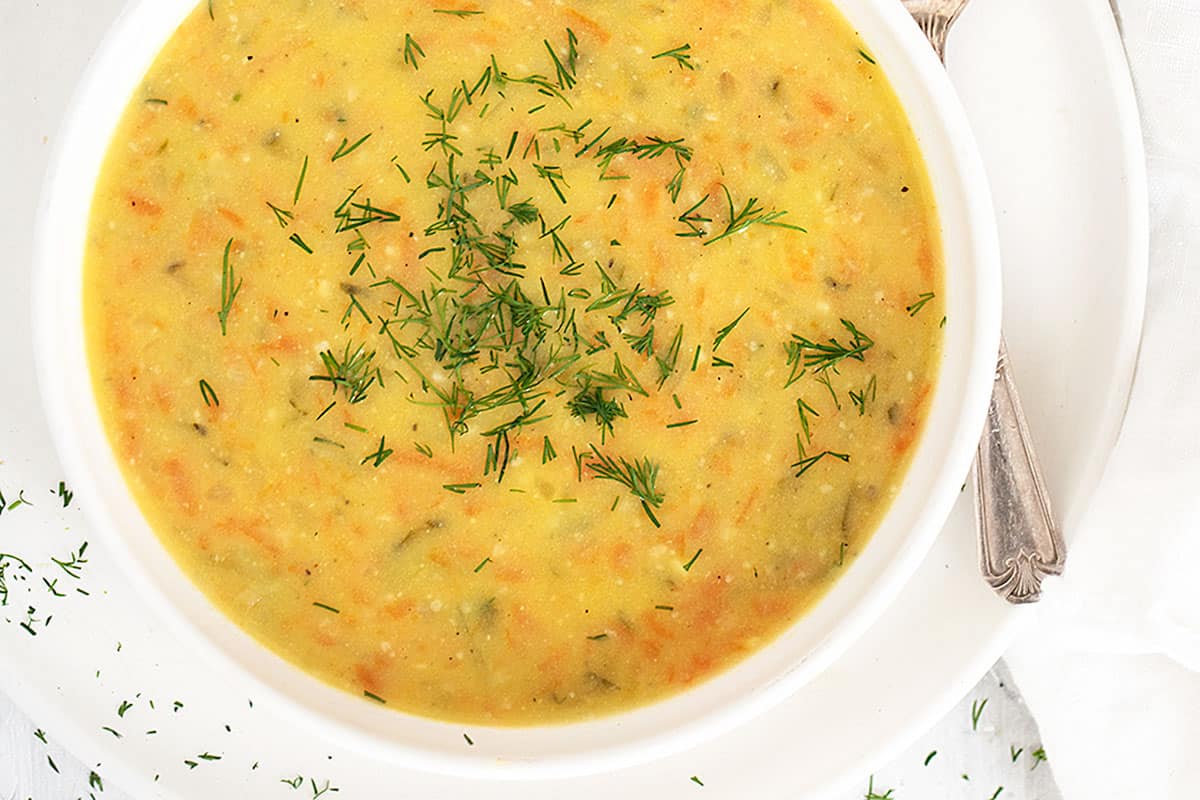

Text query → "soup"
[84,0,943,725]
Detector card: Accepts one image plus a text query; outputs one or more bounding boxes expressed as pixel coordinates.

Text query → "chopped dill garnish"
[666,419,698,429]
[198,379,220,408]
[51,542,88,580]
[312,602,340,614]
[971,697,988,730]
[675,194,711,239]
[858,48,877,65]
[293,155,309,205]
[712,308,750,351]
[217,239,242,336]
[906,291,936,316]
[403,33,426,70]
[786,319,874,376]
[816,371,841,410]
[363,690,387,704]
[849,375,878,416]
[796,397,819,443]
[288,233,313,254]
[474,557,491,573]
[331,133,373,162]
[267,202,294,228]
[864,776,895,800]
[361,436,394,468]
[792,450,850,478]
[682,548,703,572]
[584,446,664,527]
[652,44,696,70]
[433,8,483,16]
[544,29,580,91]
[542,436,558,464]
[568,387,627,442]
[444,483,482,494]
[310,342,379,404]
[704,186,806,247]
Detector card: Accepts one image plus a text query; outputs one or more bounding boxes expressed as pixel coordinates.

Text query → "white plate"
[0,0,1145,796]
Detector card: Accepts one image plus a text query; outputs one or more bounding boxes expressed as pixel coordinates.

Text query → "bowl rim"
[32,0,1002,780]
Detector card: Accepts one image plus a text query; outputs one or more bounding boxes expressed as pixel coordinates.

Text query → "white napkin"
[1005,0,1200,795]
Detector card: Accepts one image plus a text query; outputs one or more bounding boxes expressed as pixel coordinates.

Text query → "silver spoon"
[902,0,1066,604]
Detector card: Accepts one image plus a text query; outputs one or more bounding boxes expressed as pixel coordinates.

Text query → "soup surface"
[85,0,943,724]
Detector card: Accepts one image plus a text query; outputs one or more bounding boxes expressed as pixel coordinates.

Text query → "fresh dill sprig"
[544,29,579,91]
[331,133,373,162]
[906,291,936,316]
[816,370,841,410]
[403,34,426,70]
[198,379,220,408]
[849,375,878,416]
[651,43,696,70]
[786,319,874,376]
[267,202,294,229]
[293,155,309,205]
[792,450,850,478]
[584,445,664,526]
[568,387,628,442]
[864,776,895,800]
[704,185,806,247]
[217,238,242,336]
[288,233,313,254]
[361,436,394,468]
[971,697,988,730]
[655,326,684,388]
[713,308,750,351]
[675,194,711,239]
[310,342,379,404]
[796,397,819,443]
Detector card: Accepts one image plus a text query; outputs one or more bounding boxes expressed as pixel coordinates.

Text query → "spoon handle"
[975,340,1065,603]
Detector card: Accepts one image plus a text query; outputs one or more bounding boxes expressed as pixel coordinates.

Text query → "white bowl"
[34,0,1001,781]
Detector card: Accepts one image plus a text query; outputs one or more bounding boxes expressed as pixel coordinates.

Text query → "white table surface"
[0,0,1120,796]
[1,659,1063,799]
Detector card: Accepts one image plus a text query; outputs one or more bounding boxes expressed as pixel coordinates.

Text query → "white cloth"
[1005,0,1200,795]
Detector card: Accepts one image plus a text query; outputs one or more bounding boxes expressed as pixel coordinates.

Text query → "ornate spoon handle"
[975,340,1065,603]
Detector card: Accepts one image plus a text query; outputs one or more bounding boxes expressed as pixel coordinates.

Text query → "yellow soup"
[85,0,943,724]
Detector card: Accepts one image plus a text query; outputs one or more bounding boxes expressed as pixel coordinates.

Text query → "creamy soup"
[85,0,943,724]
